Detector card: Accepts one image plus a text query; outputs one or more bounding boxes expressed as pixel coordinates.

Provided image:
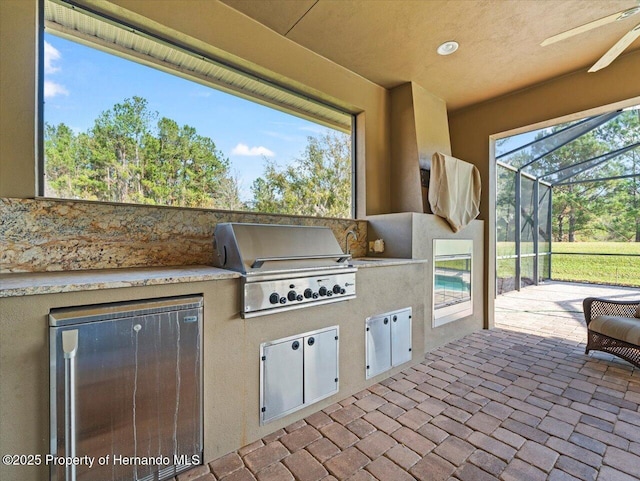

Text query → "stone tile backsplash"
[0,198,367,273]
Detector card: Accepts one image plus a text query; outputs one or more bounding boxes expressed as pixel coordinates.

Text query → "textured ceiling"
[219,0,640,110]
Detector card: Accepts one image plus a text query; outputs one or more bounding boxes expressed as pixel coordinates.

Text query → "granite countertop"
[0,258,427,298]
[0,265,240,298]
[349,257,428,268]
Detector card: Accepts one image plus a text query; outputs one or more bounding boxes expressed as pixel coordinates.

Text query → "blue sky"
[495,130,539,158]
[43,33,334,201]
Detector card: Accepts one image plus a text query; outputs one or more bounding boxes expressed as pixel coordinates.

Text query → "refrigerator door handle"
[62,330,78,481]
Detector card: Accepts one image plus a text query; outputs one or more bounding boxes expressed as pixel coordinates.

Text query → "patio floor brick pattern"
[178,282,640,481]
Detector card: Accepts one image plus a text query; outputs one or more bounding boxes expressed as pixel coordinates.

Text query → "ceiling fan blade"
[589,22,640,72]
[541,6,640,47]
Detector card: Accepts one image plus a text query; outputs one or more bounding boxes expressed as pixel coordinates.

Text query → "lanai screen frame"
[495,108,640,292]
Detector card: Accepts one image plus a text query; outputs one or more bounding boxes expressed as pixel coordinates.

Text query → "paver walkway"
[181,282,640,481]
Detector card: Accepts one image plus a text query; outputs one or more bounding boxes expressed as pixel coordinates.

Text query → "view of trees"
[251,132,352,218]
[496,109,640,243]
[49,96,635,233]
[44,97,352,218]
[550,112,639,243]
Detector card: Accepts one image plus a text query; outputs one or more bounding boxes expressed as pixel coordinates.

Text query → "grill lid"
[213,223,351,275]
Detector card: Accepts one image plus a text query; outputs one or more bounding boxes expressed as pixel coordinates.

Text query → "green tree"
[143,117,237,208]
[498,110,640,244]
[44,96,242,210]
[251,131,352,218]
[595,110,640,241]
[44,123,78,198]
[90,96,155,201]
[546,130,610,241]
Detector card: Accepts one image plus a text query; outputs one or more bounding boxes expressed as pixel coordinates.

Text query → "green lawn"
[496,242,640,287]
[551,242,640,287]
[552,242,640,255]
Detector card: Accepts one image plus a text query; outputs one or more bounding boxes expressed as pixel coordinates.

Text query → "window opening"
[495,105,640,292]
[42,0,355,218]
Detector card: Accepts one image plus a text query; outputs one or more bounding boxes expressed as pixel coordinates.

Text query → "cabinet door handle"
[384,318,389,325]
[307,337,315,346]
[62,330,79,481]
[292,341,300,350]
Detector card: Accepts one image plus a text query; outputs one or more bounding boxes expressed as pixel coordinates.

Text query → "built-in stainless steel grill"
[213,223,357,318]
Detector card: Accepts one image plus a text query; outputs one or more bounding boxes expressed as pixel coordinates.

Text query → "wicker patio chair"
[583,297,640,368]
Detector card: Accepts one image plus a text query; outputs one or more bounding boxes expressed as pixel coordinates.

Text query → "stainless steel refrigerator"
[49,296,203,481]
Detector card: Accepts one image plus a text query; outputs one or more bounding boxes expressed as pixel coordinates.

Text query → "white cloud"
[232,143,275,157]
[44,80,69,98]
[43,41,69,98]
[44,41,61,74]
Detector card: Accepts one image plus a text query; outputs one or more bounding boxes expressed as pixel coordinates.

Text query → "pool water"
[435,274,470,293]
[434,274,471,309]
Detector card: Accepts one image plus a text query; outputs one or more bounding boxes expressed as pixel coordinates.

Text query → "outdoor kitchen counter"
[1,254,484,481]
[349,257,428,268]
[0,265,240,297]
[0,259,427,297]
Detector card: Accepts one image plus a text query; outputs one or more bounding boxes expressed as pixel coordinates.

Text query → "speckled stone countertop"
[0,265,240,298]
[0,259,427,297]
[349,258,428,268]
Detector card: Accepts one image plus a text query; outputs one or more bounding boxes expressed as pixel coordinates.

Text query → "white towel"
[428,152,481,232]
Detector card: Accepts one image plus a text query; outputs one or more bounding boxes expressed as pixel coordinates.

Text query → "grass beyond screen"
[496,242,640,287]
[552,242,639,287]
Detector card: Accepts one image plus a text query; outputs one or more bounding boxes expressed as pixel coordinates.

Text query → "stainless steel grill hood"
[213,223,357,318]
[214,223,351,274]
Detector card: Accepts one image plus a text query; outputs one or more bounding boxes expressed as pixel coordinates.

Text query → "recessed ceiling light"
[437,41,459,56]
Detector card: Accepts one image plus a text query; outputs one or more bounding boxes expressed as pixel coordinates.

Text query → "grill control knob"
[304,288,313,299]
[269,293,280,304]
[333,284,341,294]
[279,297,287,304]
[288,290,297,301]
[296,294,303,301]
[312,293,319,299]
[318,286,328,296]
[340,288,346,294]
[327,291,333,297]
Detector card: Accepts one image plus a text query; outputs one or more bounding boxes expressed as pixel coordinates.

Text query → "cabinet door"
[366,315,391,379]
[304,328,339,405]
[262,338,304,423]
[391,307,412,367]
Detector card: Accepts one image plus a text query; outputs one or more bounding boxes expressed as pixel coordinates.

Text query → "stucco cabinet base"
[367,213,484,351]
[0,261,436,481]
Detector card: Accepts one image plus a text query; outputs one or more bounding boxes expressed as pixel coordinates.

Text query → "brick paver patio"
[181,282,640,481]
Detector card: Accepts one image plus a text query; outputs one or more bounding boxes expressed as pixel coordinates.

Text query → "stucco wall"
[389,82,452,214]
[0,0,38,198]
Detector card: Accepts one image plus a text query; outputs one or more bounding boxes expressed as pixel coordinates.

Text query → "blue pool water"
[435,274,470,292]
